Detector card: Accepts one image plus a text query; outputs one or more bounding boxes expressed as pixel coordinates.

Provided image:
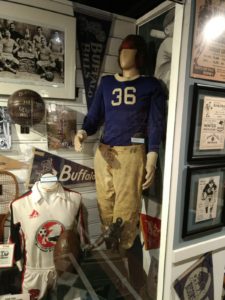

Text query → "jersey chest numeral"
[111,87,136,106]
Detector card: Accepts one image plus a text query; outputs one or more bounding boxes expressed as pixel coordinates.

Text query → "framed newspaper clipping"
[190,0,225,83]
[182,165,225,238]
[188,83,225,163]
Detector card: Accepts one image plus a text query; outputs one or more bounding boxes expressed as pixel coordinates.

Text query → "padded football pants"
[94,143,146,249]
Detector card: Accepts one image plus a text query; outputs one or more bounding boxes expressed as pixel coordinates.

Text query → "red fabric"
[140,213,161,250]
[120,39,136,49]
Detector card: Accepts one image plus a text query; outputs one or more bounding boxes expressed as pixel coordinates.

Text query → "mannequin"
[10,174,83,300]
[74,34,166,291]
[75,34,166,292]
[74,35,165,241]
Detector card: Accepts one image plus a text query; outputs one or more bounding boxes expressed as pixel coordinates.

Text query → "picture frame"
[182,165,225,238]
[190,0,225,83]
[188,83,225,163]
[137,2,175,91]
[0,1,76,99]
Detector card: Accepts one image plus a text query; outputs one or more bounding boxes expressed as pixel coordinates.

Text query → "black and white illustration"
[195,176,219,222]
[199,96,225,150]
[183,165,225,238]
[0,107,11,150]
[188,84,225,162]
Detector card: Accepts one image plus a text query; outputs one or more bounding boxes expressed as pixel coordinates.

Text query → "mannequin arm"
[74,129,87,152]
[142,152,158,190]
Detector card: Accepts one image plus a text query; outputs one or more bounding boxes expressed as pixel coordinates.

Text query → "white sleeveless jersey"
[10,182,82,269]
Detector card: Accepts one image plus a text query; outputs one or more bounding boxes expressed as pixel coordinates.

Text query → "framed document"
[182,165,225,238]
[0,243,15,268]
[190,0,225,83]
[188,83,225,162]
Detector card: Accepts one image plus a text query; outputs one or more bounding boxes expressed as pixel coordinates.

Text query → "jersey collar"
[31,182,66,204]
[114,73,141,82]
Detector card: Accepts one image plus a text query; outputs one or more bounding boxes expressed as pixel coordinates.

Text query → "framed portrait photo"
[0,1,75,99]
[182,165,225,238]
[188,83,225,163]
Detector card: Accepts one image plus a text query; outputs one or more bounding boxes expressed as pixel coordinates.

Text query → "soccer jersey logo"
[29,209,39,218]
[36,221,65,252]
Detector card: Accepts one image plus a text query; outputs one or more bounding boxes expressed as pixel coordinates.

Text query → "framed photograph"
[188,83,225,162]
[0,107,11,150]
[0,1,75,99]
[46,103,76,150]
[137,2,175,92]
[182,165,225,238]
[190,0,225,83]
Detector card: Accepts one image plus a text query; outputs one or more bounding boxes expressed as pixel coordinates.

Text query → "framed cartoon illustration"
[182,165,225,238]
[0,1,75,99]
[188,83,225,163]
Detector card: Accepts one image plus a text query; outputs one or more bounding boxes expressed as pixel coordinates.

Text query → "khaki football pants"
[94,143,146,249]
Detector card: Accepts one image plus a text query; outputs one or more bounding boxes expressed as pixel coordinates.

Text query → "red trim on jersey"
[78,204,89,245]
[21,230,26,293]
[11,190,32,204]
[63,186,81,196]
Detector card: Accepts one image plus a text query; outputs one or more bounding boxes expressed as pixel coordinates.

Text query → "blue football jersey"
[82,74,166,152]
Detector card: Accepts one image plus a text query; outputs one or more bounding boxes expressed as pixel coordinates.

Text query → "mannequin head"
[119,48,137,70]
[118,34,147,71]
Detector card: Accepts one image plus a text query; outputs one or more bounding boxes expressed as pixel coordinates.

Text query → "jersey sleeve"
[82,77,105,136]
[67,189,89,247]
[9,203,23,262]
[76,203,89,247]
[148,79,166,152]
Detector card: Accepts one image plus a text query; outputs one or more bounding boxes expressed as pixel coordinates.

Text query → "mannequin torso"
[10,177,83,299]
